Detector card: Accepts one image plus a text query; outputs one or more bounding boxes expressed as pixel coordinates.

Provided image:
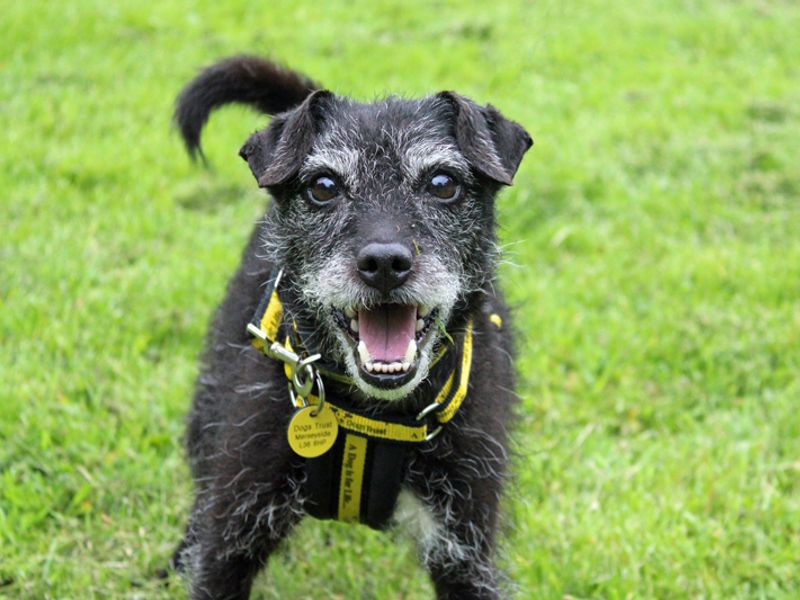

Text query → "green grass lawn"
[2,0,799,597]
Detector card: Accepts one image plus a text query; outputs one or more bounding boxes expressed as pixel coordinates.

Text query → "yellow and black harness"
[247,269,478,529]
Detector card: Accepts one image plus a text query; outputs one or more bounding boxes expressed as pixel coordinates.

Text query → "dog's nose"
[357,242,413,292]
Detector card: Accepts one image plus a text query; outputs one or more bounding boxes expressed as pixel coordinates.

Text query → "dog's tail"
[174,55,319,160]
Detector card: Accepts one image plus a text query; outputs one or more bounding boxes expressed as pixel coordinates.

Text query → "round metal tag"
[287,404,338,458]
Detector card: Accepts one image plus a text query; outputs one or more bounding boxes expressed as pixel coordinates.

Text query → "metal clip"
[266,341,301,365]
[291,353,322,398]
[288,384,308,409]
[286,360,327,416]
[247,322,325,410]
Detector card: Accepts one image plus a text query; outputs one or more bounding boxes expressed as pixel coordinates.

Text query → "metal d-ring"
[416,401,443,442]
[415,401,441,422]
[424,425,443,442]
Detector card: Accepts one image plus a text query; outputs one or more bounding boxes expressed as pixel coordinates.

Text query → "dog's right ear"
[239,90,333,188]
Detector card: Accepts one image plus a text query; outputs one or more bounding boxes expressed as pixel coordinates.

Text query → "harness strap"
[432,322,473,423]
[291,392,430,443]
[247,268,491,528]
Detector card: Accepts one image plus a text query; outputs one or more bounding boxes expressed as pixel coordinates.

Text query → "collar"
[247,268,474,444]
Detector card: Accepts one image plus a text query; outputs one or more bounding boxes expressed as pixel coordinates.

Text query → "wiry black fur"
[171,55,531,600]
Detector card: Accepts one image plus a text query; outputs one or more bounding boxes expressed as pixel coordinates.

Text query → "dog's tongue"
[358,304,416,362]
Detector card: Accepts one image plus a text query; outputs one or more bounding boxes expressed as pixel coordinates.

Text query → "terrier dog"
[171,55,532,600]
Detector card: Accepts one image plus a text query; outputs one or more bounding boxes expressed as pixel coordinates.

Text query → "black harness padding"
[303,433,408,529]
[361,438,409,529]
[302,433,343,520]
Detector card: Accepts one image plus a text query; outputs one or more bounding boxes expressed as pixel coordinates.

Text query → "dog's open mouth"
[332,304,438,388]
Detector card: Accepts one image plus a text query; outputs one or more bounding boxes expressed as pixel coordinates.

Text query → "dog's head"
[240,91,531,400]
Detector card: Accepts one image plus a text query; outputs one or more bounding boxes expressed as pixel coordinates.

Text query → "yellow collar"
[247,269,475,443]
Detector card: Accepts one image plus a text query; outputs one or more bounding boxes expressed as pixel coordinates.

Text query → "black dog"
[171,55,532,599]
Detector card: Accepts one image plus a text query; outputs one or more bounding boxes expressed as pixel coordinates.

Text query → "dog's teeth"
[357,341,371,365]
[416,318,425,332]
[366,360,413,374]
[404,339,417,364]
[418,306,431,318]
[350,318,359,333]
[345,307,356,319]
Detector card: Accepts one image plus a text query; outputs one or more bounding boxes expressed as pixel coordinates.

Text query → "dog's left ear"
[438,91,533,185]
[239,90,333,188]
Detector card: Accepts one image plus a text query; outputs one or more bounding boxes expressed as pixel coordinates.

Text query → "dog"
[170,55,532,600]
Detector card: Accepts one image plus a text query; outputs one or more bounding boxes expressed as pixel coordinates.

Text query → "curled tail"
[174,55,319,159]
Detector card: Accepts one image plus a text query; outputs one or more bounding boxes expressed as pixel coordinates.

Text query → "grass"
[1,0,799,597]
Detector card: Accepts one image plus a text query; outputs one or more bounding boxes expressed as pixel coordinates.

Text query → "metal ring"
[424,426,443,442]
[415,401,441,421]
[310,370,327,417]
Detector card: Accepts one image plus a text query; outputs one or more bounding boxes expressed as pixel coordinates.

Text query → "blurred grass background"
[1,0,799,598]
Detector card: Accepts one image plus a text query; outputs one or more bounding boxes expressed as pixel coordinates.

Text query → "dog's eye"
[307,175,340,205]
[426,172,460,203]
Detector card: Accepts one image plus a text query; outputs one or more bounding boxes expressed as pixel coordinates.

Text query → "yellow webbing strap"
[260,290,283,342]
[434,320,473,424]
[338,434,368,522]
[251,276,478,438]
[251,288,283,352]
[328,404,428,442]
[291,393,428,442]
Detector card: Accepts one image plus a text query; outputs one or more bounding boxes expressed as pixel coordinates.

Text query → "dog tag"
[287,404,338,458]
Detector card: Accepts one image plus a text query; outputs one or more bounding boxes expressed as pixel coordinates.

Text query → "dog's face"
[240,92,531,400]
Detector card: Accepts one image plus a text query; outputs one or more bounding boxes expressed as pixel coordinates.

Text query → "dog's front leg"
[181,468,305,600]
[403,458,507,599]
[424,512,503,600]
[187,549,265,600]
